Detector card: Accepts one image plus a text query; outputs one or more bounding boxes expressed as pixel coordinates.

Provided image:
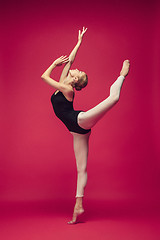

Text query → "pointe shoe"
[67,208,84,225]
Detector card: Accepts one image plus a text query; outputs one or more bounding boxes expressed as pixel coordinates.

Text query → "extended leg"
[68,131,91,224]
[78,60,130,129]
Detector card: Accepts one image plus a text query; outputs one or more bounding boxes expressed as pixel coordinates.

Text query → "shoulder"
[60,84,74,101]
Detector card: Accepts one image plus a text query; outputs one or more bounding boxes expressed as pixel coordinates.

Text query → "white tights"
[71,76,125,198]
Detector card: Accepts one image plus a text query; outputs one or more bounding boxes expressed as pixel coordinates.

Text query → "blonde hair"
[75,73,88,91]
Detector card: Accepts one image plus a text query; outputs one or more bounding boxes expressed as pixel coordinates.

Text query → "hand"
[53,56,69,66]
[78,26,88,43]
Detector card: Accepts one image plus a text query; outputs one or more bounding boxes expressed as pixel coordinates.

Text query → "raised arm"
[59,27,88,82]
[41,56,71,93]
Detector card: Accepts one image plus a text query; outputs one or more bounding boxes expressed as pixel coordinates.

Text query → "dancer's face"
[69,69,88,90]
[69,69,85,79]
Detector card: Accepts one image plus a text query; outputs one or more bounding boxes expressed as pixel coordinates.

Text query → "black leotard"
[51,91,91,134]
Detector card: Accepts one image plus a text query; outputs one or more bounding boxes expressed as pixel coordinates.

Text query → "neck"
[64,76,74,87]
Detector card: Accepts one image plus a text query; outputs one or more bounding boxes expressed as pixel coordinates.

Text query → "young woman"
[41,27,130,224]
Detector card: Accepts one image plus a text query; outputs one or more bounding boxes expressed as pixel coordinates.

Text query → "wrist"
[52,62,57,67]
[77,40,82,45]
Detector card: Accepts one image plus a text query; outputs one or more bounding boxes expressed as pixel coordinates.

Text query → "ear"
[74,76,78,82]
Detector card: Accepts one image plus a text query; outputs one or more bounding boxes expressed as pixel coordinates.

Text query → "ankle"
[76,196,83,203]
[75,202,83,208]
[75,200,83,209]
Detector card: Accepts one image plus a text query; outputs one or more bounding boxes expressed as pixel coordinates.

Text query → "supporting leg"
[74,132,90,198]
[78,60,130,130]
[68,131,91,224]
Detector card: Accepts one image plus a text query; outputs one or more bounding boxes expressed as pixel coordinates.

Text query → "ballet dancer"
[41,27,130,224]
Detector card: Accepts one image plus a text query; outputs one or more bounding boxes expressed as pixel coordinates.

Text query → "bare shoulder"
[61,86,74,101]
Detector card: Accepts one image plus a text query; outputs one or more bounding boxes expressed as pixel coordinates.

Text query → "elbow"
[41,74,46,81]
[68,58,73,64]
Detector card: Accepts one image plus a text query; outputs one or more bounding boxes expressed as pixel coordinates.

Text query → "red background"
[0,0,160,211]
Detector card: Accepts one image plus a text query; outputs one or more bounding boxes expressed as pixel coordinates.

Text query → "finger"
[62,57,69,61]
[63,56,69,61]
[62,60,69,65]
[61,55,67,59]
[64,60,69,63]
[63,59,69,63]
[61,57,67,61]
[83,27,87,33]
[83,26,86,31]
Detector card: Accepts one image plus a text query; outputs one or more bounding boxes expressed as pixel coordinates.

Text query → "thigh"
[77,96,117,129]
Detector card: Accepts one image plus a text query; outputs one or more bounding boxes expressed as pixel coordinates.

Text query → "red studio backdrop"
[0,0,160,206]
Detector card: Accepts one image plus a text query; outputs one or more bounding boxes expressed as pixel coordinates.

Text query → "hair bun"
[75,86,82,91]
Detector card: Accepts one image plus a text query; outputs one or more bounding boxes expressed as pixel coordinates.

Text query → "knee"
[109,94,120,104]
[113,94,120,102]
[77,166,87,174]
